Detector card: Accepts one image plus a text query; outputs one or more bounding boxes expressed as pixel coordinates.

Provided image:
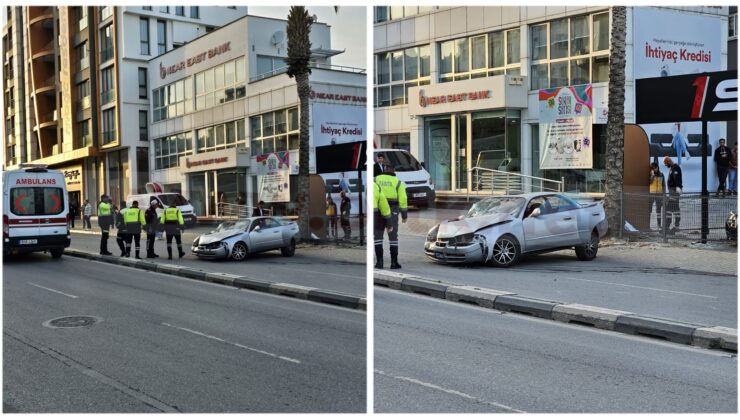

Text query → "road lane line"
[28,282,78,299]
[161,323,301,364]
[561,277,718,299]
[4,329,179,412]
[375,369,526,413]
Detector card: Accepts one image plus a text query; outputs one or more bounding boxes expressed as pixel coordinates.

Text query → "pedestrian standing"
[714,138,731,196]
[663,156,683,233]
[145,200,160,258]
[728,142,737,195]
[253,200,267,217]
[373,153,386,179]
[160,205,186,260]
[373,182,393,268]
[68,197,78,228]
[340,191,351,239]
[649,162,666,230]
[326,194,338,239]
[115,204,128,257]
[83,199,93,229]
[375,165,408,269]
[98,195,113,255]
[124,200,146,259]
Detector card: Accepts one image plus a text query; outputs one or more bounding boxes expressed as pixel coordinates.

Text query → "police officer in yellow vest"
[160,206,186,260]
[375,164,408,269]
[373,182,393,268]
[98,194,113,255]
[123,200,146,259]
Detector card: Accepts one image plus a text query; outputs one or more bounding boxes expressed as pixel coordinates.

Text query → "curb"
[374,270,737,352]
[63,248,366,311]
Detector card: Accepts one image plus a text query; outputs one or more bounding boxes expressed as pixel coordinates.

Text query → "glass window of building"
[507,29,520,65]
[375,46,430,107]
[78,6,88,31]
[159,6,169,13]
[249,108,299,156]
[194,57,246,110]
[157,20,166,55]
[139,111,148,141]
[138,67,147,99]
[437,30,521,83]
[570,15,590,56]
[78,120,91,147]
[140,18,150,55]
[142,6,152,11]
[531,24,548,61]
[375,6,388,23]
[379,133,411,151]
[592,13,609,51]
[175,6,184,16]
[154,132,193,170]
[101,67,115,104]
[153,76,193,122]
[190,6,199,19]
[76,42,89,71]
[77,80,90,111]
[102,108,116,144]
[100,24,113,62]
[550,19,569,59]
[195,119,246,154]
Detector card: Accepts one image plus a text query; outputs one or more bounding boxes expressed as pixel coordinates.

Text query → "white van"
[126,192,197,227]
[3,164,71,258]
[375,149,435,207]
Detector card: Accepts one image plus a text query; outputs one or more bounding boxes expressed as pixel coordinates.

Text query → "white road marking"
[561,276,718,299]
[161,322,301,364]
[375,369,526,413]
[28,282,78,299]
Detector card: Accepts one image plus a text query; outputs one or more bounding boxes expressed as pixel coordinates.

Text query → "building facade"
[373,6,731,196]
[147,15,366,217]
[2,6,248,206]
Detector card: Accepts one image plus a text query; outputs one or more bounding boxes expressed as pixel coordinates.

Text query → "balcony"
[100,46,113,63]
[78,17,88,32]
[80,134,92,147]
[38,110,58,128]
[79,55,89,71]
[102,130,116,144]
[101,89,116,105]
[77,95,91,111]
[99,7,113,22]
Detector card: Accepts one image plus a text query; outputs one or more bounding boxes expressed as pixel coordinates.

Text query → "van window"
[381,151,422,172]
[10,187,65,216]
[159,194,188,207]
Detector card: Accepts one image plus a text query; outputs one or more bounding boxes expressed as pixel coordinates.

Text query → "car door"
[544,195,580,246]
[522,197,550,251]
[247,219,268,252]
[261,218,284,249]
[522,195,577,251]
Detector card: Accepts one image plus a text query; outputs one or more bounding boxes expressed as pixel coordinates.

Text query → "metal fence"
[621,192,737,242]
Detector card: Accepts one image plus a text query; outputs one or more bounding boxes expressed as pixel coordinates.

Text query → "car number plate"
[414,192,427,198]
[19,239,38,245]
[434,252,443,259]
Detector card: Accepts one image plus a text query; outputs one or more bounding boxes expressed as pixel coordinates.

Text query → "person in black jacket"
[114,203,128,257]
[145,200,160,258]
[714,138,731,196]
[663,156,683,233]
[340,191,351,239]
[253,201,267,217]
[373,153,386,179]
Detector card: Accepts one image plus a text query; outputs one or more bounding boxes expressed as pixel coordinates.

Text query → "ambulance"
[3,164,71,259]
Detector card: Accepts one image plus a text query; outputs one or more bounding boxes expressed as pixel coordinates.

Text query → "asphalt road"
[3,253,366,413]
[374,288,737,413]
[68,230,366,297]
[387,231,737,327]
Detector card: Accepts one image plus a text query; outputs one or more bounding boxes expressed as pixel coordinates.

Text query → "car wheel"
[281,239,296,257]
[575,231,599,261]
[231,242,248,262]
[50,249,63,259]
[487,234,520,268]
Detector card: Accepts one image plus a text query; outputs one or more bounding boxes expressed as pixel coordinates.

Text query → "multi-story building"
[373,6,731,196]
[2,6,248,206]
[147,14,366,217]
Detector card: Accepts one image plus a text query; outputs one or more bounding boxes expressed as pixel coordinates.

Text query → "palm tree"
[603,6,627,237]
[286,6,313,241]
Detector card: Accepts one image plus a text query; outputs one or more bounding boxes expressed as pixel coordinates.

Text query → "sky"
[249,6,367,70]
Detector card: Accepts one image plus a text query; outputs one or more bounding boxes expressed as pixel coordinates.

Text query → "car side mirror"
[530,208,541,218]
[253,225,261,232]
[420,161,426,169]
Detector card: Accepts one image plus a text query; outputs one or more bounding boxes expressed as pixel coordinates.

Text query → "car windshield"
[214,220,250,232]
[159,194,188,207]
[466,197,526,218]
[381,151,422,172]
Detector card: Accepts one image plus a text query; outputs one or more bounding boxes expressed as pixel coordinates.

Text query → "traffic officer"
[373,182,393,269]
[375,164,408,269]
[97,194,113,255]
[123,200,146,259]
[144,200,160,258]
[115,202,128,257]
[160,205,186,260]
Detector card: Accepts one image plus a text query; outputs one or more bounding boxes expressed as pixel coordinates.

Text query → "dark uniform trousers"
[146,225,157,256]
[164,223,184,258]
[387,203,401,262]
[99,215,112,254]
[374,211,388,264]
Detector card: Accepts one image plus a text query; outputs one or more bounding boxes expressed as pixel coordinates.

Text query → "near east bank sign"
[408,75,527,116]
[418,90,492,108]
[160,42,231,80]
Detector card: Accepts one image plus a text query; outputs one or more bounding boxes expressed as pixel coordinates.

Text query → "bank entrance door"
[425,117,452,191]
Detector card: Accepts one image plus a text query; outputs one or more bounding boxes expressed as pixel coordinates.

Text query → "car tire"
[486,234,520,268]
[50,249,63,259]
[281,239,296,257]
[575,231,599,261]
[231,242,248,262]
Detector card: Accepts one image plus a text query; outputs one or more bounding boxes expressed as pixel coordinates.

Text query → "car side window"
[546,195,577,213]
[524,197,545,218]
[264,218,279,229]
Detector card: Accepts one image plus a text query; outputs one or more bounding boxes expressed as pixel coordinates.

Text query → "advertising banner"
[538,84,593,169]
[312,103,366,147]
[633,7,723,192]
[256,152,290,203]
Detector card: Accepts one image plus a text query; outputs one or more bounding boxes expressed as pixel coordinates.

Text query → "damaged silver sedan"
[424,193,608,268]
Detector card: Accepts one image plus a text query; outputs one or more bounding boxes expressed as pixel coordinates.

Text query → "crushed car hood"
[197,229,242,245]
[437,213,513,238]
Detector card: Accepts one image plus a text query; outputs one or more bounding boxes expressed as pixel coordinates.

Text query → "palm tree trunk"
[604,6,627,237]
[296,72,311,241]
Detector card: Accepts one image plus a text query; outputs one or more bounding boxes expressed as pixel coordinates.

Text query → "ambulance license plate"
[19,239,38,245]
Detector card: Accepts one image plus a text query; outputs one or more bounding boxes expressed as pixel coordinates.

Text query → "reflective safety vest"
[123,207,146,234]
[373,183,391,219]
[98,201,112,216]
[160,207,184,225]
[375,174,408,218]
[98,201,113,228]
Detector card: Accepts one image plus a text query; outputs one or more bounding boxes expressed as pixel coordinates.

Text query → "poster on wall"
[633,7,723,192]
[256,152,290,203]
[538,84,593,170]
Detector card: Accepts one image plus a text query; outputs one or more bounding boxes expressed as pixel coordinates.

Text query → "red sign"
[185,156,228,169]
[15,178,57,185]
[160,42,232,79]
[418,89,492,108]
